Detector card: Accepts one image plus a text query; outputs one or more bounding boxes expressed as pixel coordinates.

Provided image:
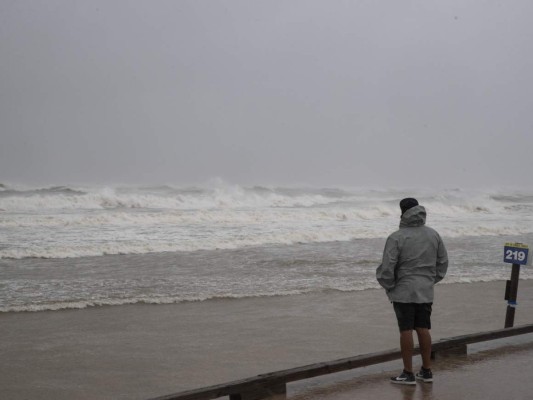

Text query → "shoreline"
[1,280,533,399]
[3,276,533,314]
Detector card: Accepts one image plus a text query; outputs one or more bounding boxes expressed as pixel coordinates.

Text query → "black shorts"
[393,302,432,331]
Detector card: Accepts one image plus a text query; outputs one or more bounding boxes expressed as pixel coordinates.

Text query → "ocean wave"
[3,211,533,259]
[2,184,533,259]
[0,226,389,259]
[6,221,533,259]
[0,291,314,312]
[1,183,530,214]
[0,185,86,197]
[0,206,394,228]
[0,183,516,205]
[2,276,529,313]
[0,184,353,211]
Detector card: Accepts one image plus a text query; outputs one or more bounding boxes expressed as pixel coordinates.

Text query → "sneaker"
[415,367,433,383]
[390,370,416,385]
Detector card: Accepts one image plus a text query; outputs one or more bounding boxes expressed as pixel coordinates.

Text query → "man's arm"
[376,236,399,291]
[435,235,448,284]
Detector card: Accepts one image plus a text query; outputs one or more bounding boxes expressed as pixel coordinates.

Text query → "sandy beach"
[1,279,533,399]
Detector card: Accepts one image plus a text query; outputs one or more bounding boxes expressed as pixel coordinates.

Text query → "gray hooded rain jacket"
[376,205,448,303]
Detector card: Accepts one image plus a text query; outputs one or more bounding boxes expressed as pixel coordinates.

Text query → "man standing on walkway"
[376,198,448,385]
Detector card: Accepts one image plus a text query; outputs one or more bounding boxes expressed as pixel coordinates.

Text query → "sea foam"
[1,184,533,259]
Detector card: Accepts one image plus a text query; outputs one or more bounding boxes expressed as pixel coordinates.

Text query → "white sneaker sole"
[391,380,416,385]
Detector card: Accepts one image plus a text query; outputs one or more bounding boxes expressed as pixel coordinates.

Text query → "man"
[376,198,448,385]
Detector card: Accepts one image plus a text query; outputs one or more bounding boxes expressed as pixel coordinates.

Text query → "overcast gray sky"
[1,0,532,188]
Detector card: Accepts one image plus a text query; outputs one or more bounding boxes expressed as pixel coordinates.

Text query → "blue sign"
[504,243,529,265]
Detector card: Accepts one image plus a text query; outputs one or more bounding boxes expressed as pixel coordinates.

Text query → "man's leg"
[400,329,414,373]
[415,327,432,370]
[391,303,416,384]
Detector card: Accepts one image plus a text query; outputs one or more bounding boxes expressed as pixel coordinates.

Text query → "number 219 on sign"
[504,243,529,265]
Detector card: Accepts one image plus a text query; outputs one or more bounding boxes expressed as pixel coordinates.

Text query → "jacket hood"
[400,205,426,228]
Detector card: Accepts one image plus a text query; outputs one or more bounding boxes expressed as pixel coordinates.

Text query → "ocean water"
[1,183,533,312]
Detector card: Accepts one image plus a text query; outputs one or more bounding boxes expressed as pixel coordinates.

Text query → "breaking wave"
[2,275,531,313]
[2,183,533,259]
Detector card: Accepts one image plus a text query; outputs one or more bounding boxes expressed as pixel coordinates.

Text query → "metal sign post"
[503,243,530,328]
[504,263,521,328]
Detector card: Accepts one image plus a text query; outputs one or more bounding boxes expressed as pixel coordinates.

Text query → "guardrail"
[149,323,533,400]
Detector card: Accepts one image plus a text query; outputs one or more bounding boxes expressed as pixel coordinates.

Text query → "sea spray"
[1,184,533,259]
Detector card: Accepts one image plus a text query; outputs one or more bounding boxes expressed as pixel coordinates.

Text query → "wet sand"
[1,280,533,399]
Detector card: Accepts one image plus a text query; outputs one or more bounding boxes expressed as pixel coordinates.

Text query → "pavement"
[2,281,533,399]
[287,339,533,400]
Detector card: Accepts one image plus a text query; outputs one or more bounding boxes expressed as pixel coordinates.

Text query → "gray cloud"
[1,0,532,188]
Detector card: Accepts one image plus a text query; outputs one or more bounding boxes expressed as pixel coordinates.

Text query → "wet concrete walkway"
[288,340,533,400]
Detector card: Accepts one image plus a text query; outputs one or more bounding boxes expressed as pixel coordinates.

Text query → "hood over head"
[400,205,426,228]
